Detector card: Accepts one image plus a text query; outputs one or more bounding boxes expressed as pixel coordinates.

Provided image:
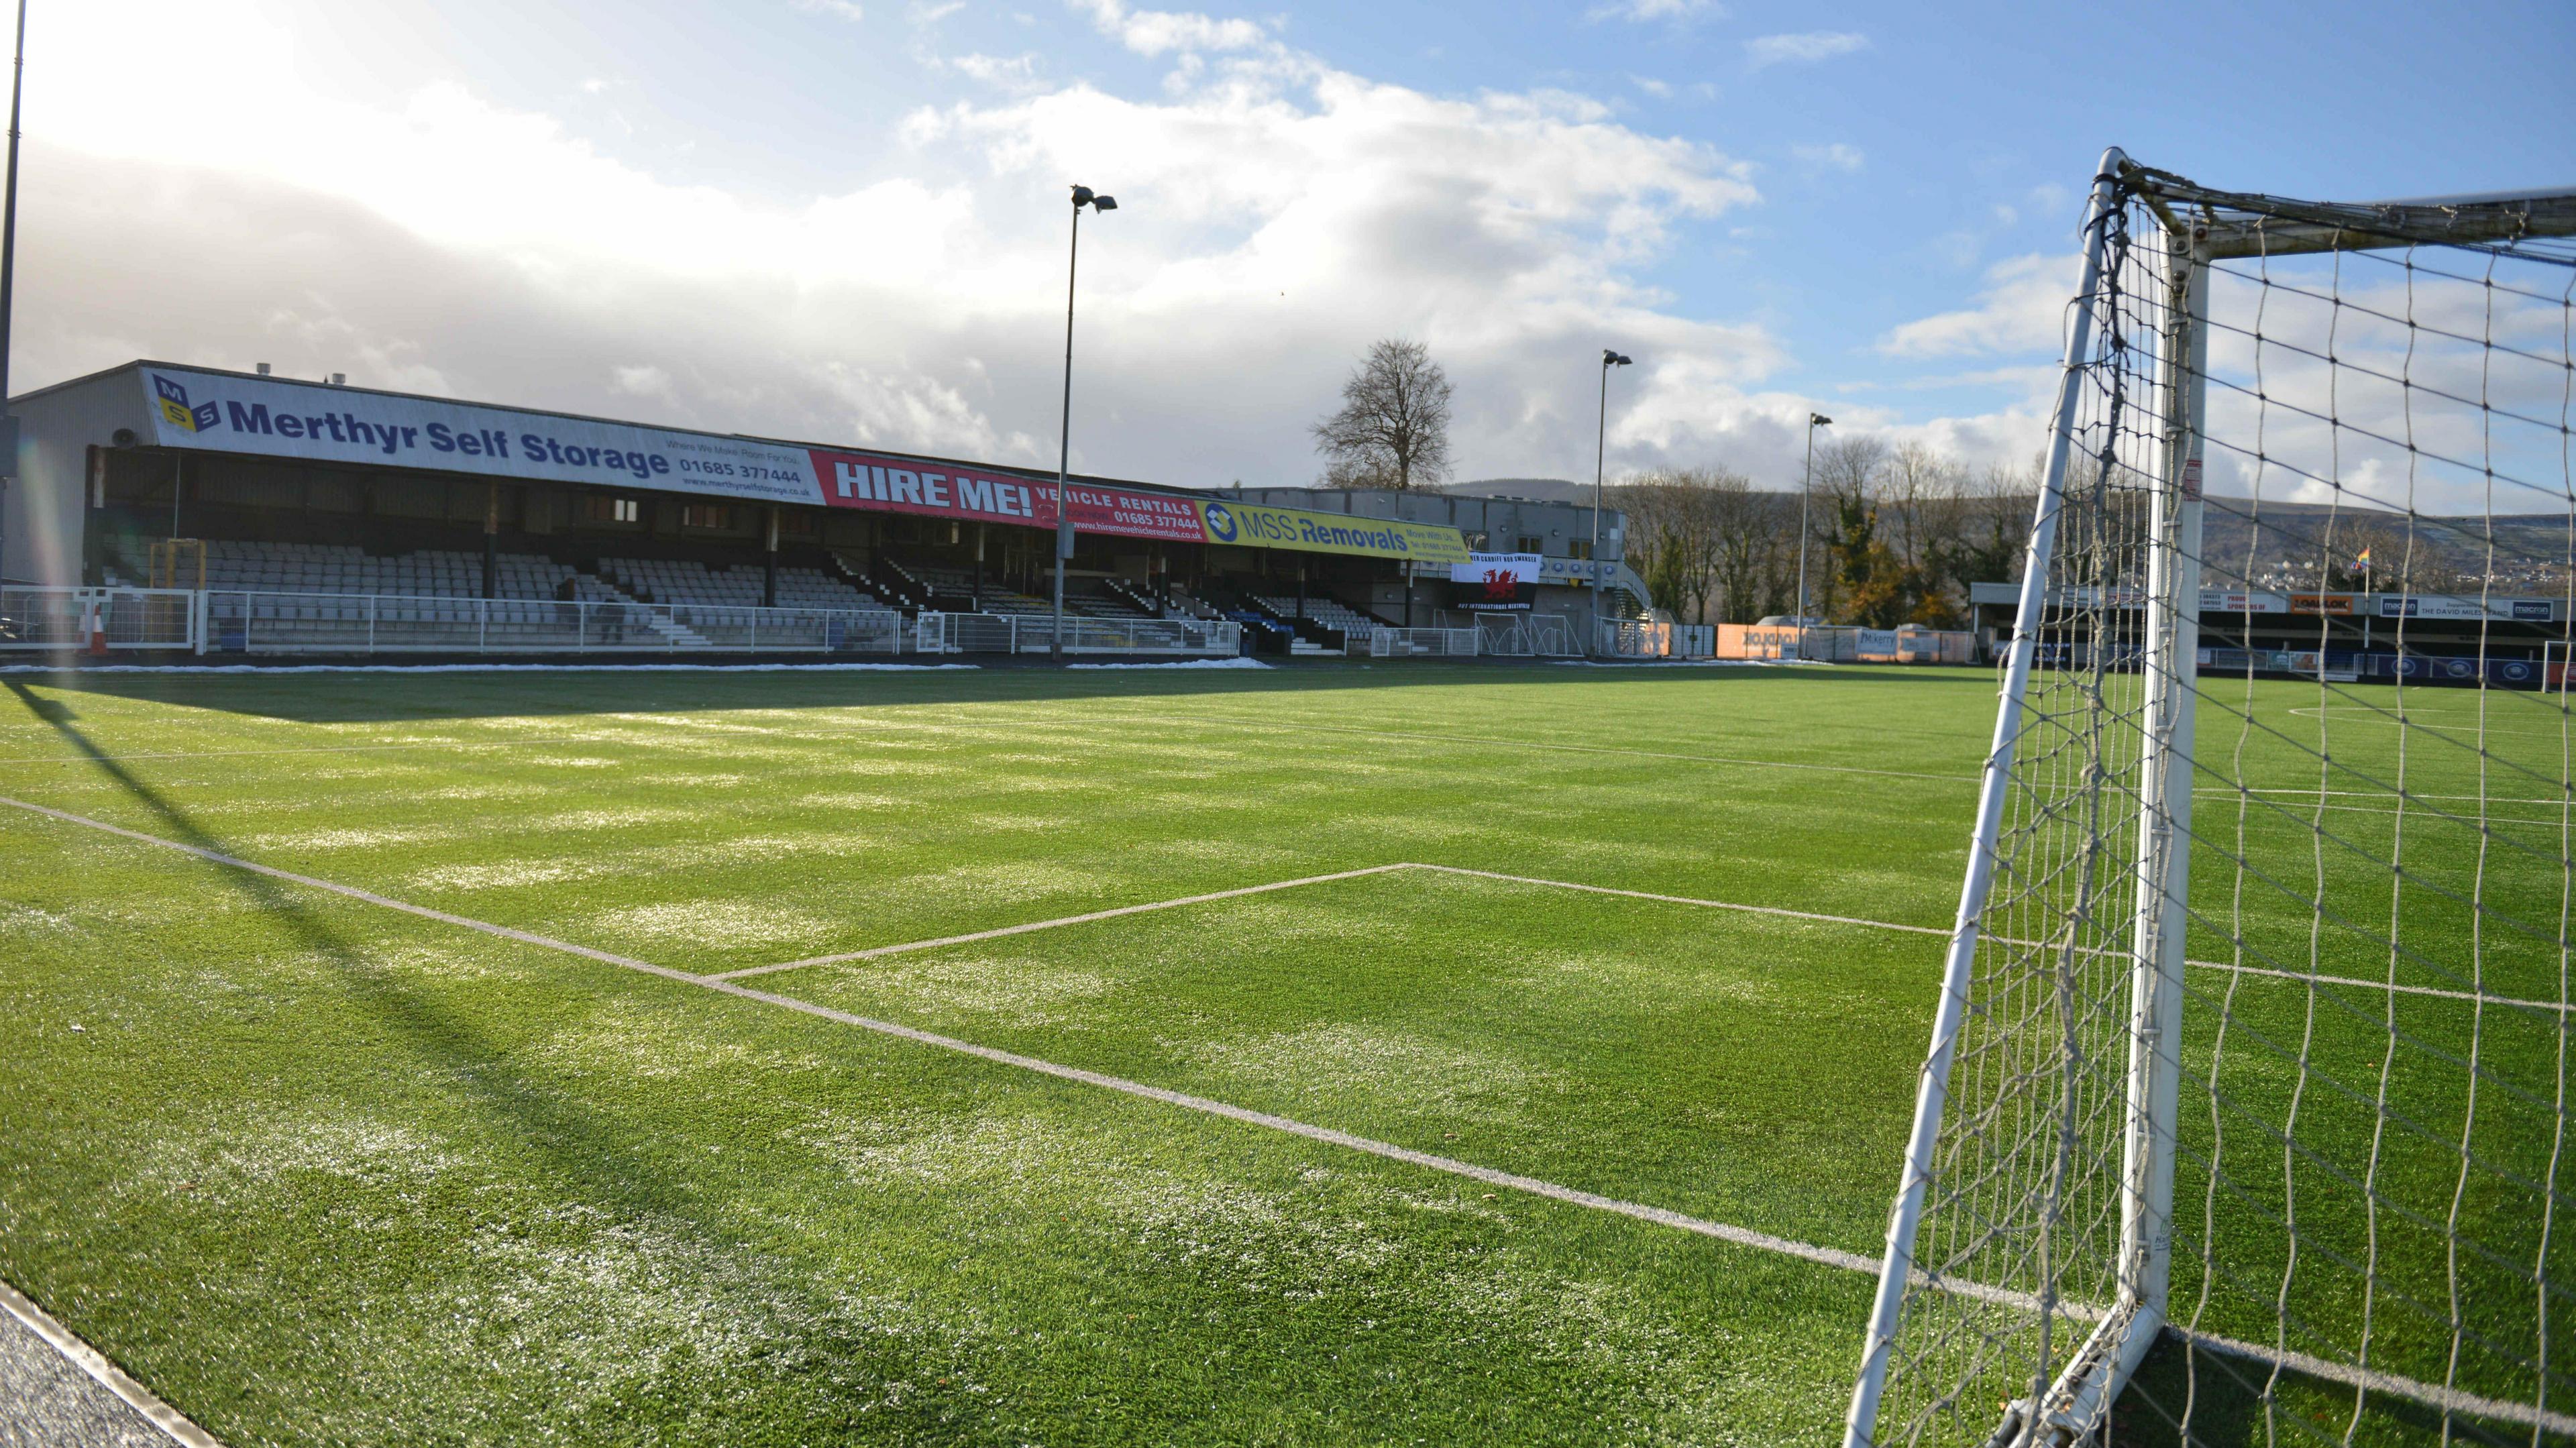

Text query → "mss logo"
[152,375,221,434]
[1202,503,1238,543]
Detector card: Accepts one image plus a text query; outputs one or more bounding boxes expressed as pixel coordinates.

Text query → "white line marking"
[1407,863,1952,937]
[8,795,2557,1433]
[2175,1325,2575,1435]
[727,858,2572,1015]
[0,799,1870,1272]
[0,1276,227,1448]
[706,977,1884,1278]
[713,865,1421,980]
[0,795,686,983]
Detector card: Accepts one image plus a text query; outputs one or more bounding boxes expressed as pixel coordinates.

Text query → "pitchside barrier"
[0,587,200,651]
[1,588,1242,659]
[1715,624,1976,664]
[911,611,1241,657]
[1474,614,1583,657]
[1594,620,1719,659]
[200,592,911,657]
[1368,626,1480,658]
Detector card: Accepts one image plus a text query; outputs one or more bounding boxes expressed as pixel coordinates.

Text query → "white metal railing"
[912,611,1242,657]
[1475,613,1583,658]
[203,591,908,657]
[1595,619,1670,657]
[1368,626,1480,658]
[0,587,201,651]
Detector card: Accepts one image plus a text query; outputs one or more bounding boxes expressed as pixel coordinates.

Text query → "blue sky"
[20,0,2574,492]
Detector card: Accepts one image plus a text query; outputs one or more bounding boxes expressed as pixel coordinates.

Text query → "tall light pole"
[1592,349,1631,634]
[0,0,25,585]
[1052,183,1117,663]
[1796,411,1831,660]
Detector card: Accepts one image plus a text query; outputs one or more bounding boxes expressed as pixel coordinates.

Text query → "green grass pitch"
[0,663,2561,1445]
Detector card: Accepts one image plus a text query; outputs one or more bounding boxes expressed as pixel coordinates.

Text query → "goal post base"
[1988,1301,2163,1448]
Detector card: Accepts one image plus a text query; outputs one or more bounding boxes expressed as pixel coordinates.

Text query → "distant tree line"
[1305,338,2043,625]
[1616,439,2040,628]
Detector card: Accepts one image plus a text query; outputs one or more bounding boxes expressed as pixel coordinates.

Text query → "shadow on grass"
[1,677,998,1439]
[1,657,1994,725]
[2112,1330,2538,1446]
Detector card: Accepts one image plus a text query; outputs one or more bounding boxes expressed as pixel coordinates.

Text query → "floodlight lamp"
[1604,350,1631,368]
[1093,194,1118,211]
[1071,185,1096,207]
[1811,412,1833,427]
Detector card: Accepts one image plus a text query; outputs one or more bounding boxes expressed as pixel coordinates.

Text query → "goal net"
[1846,153,2576,1445]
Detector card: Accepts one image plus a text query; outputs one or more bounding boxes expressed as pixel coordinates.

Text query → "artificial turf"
[0,661,2562,1445]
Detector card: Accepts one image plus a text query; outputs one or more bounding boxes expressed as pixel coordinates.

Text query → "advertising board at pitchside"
[136,365,1469,563]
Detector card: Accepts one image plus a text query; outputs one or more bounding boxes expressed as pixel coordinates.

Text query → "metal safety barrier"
[913,612,1242,657]
[202,592,908,657]
[0,587,201,651]
[1367,626,1480,658]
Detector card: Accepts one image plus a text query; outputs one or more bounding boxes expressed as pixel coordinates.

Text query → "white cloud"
[794,0,867,21]
[1631,76,1673,99]
[1745,31,1868,68]
[1791,142,1862,172]
[24,0,1778,490]
[1587,0,1725,20]
[947,52,1047,91]
[1876,252,2078,358]
[1073,0,1266,55]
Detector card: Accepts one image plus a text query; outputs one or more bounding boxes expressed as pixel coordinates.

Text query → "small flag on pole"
[2356,547,2373,569]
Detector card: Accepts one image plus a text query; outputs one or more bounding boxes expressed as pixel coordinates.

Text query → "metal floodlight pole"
[1797,411,1830,660]
[1052,183,1115,664]
[0,0,25,583]
[1592,349,1629,643]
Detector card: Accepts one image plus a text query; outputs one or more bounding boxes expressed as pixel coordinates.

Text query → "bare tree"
[1617,467,1801,624]
[1310,339,1455,491]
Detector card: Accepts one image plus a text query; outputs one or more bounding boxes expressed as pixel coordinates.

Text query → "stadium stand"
[186,541,574,599]
[1254,594,1384,643]
[598,557,885,612]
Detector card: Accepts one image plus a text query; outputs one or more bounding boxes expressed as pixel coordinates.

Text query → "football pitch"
[0,663,2563,1445]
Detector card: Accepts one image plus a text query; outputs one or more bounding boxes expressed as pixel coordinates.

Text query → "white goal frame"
[1843,150,2576,1446]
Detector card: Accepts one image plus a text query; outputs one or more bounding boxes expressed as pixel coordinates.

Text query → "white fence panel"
[203,592,907,657]
[0,588,199,651]
[1368,627,1479,658]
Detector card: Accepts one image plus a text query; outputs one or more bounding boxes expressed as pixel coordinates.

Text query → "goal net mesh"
[1853,162,2575,1445]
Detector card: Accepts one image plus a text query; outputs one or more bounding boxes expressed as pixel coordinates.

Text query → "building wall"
[6,371,152,586]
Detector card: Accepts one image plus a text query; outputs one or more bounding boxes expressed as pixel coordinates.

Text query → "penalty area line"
[0,795,1875,1278]
[716,864,1419,980]
[9,795,2564,1435]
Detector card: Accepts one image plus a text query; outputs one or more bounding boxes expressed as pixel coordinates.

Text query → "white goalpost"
[1845,152,2576,1445]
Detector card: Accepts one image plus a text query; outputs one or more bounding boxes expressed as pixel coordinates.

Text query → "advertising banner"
[140,366,819,506]
[135,365,1471,563]
[1196,500,1470,565]
[2200,589,2289,614]
[808,447,1207,542]
[2375,594,2559,622]
[1448,551,1541,610]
